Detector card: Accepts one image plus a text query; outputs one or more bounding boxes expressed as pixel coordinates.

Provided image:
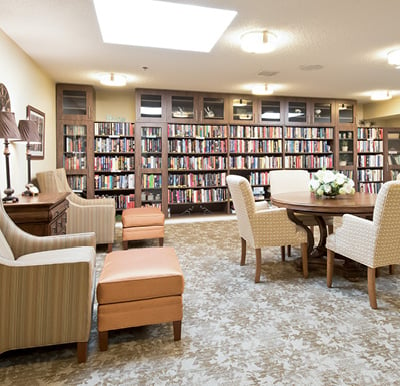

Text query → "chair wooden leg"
[280,245,285,261]
[77,341,87,363]
[240,237,246,266]
[389,265,395,275]
[301,242,308,278]
[327,249,334,287]
[327,224,334,234]
[107,243,113,253]
[287,245,291,257]
[367,267,378,309]
[173,320,182,341]
[159,237,164,246]
[99,331,109,351]
[122,240,128,250]
[255,248,261,283]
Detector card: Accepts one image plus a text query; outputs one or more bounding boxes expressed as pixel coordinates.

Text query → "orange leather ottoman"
[96,247,184,351]
[122,207,165,249]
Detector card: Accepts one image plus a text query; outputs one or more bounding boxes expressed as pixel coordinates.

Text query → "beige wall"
[0,28,56,196]
[362,96,400,126]
[96,89,136,122]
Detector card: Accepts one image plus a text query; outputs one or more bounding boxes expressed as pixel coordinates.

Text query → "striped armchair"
[226,175,308,282]
[326,180,400,309]
[0,200,96,362]
[36,168,115,252]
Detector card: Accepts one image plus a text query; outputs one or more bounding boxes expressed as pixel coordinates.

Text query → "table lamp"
[0,111,21,202]
[18,119,40,196]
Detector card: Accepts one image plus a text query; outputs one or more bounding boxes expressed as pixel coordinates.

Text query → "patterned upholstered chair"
[226,175,308,282]
[269,169,334,258]
[36,168,115,252]
[326,180,400,309]
[0,200,96,362]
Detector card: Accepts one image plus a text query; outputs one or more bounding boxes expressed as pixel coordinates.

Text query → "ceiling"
[1,0,400,103]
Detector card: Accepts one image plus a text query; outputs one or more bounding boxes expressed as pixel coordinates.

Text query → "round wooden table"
[270,191,377,258]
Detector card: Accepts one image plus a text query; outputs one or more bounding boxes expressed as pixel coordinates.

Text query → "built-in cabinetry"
[385,128,400,181]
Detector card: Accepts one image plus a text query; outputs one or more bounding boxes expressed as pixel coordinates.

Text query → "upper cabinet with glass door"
[258,99,283,124]
[311,101,333,125]
[167,92,199,123]
[336,101,356,126]
[136,90,166,122]
[56,84,95,121]
[200,94,227,123]
[230,96,255,123]
[286,99,334,125]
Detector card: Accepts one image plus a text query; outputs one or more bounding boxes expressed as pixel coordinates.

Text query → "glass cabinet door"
[202,96,225,121]
[338,103,354,124]
[139,94,163,120]
[313,102,332,124]
[170,95,195,120]
[287,101,307,123]
[338,130,354,167]
[260,100,281,123]
[387,131,400,180]
[231,98,254,122]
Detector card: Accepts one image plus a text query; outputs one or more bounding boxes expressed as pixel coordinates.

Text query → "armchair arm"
[69,193,115,207]
[326,214,376,260]
[0,252,95,353]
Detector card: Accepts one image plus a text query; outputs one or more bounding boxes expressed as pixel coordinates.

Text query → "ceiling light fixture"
[370,90,392,101]
[99,73,127,87]
[240,30,276,54]
[252,84,274,95]
[387,49,400,68]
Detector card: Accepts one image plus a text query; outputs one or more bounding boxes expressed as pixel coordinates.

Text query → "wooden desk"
[271,191,376,258]
[4,192,69,236]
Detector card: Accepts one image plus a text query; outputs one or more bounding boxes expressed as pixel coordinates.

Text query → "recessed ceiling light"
[240,30,277,54]
[99,73,127,87]
[94,0,237,53]
[252,84,274,95]
[299,64,324,71]
[370,90,392,101]
[387,49,400,68]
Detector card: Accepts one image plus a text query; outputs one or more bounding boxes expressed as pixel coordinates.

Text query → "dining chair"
[326,180,400,309]
[226,175,308,282]
[269,169,333,258]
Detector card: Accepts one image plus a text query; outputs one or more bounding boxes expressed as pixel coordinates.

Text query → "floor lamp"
[0,111,21,202]
[18,119,40,196]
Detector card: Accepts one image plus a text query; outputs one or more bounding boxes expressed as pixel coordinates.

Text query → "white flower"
[309,168,355,197]
[322,170,335,184]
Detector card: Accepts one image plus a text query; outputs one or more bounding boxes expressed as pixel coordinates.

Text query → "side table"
[4,192,69,236]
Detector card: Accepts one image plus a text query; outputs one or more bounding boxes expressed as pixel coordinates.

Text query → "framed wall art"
[26,105,45,159]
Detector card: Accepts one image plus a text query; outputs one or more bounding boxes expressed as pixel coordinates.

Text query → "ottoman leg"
[173,320,182,341]
[122,240,128,250]
[99,331,109,351]
[159,237,164,247]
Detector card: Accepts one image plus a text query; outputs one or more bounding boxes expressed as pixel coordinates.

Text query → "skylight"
[93,0,237,53]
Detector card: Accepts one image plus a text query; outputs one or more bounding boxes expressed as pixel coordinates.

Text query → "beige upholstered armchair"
[326,181,400,309]
[36,168,115,252]
[0,200,96,362]
[226,175,308,282]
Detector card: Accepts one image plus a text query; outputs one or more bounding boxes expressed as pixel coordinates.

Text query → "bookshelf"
[94,121,135,210]
[168,124,229,214]
[384,128,400,181]
[357,127,384,193]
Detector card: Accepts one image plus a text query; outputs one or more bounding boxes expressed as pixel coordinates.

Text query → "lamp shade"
[0,112,21,140]
[18,119,40,143]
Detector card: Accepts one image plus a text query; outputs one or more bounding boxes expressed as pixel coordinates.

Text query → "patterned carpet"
[1,218,400,385]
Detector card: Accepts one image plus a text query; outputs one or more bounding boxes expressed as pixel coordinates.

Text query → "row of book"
[358,182,383,193]
[94,122,134,136]
[230,156,283,169]
[141,127,162,137]
[357,154,384,167]
[141,192,162,202]
[229,139,282,153]
[167,124,227,138]
[168,156,226,170]
[285,140,331,153]
[229,125,283,139]
[94,193,136,209]
[168,139,226,153]
[142,174,162,188]
[94,174,135,190]
[64,125,86,136]
[94,156,135,171]
[64,137,86,153]
[168,172,226,188]
[64,155,86,170]
[285,127,334,139]
[67,175,86,191]
[141,138,162,153]
[357,140,383,153]
[357,128,383,139]
[357,169,383,182]
[94,137,134,153]
[141,156,162,169]
[284,155,333,169]
[168,188,227,204]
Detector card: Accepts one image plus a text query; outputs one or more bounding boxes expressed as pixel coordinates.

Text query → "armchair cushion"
[0,231,14,260]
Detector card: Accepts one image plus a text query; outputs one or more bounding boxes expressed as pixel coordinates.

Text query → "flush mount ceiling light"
[99,73,127,87]
[387,49,400,68]
[370,90,392,101]
[93,0,237,53]
[240,30,277,54]
[252,84,274,95]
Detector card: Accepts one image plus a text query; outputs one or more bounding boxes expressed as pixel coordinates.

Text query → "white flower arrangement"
[310,168,355,197]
